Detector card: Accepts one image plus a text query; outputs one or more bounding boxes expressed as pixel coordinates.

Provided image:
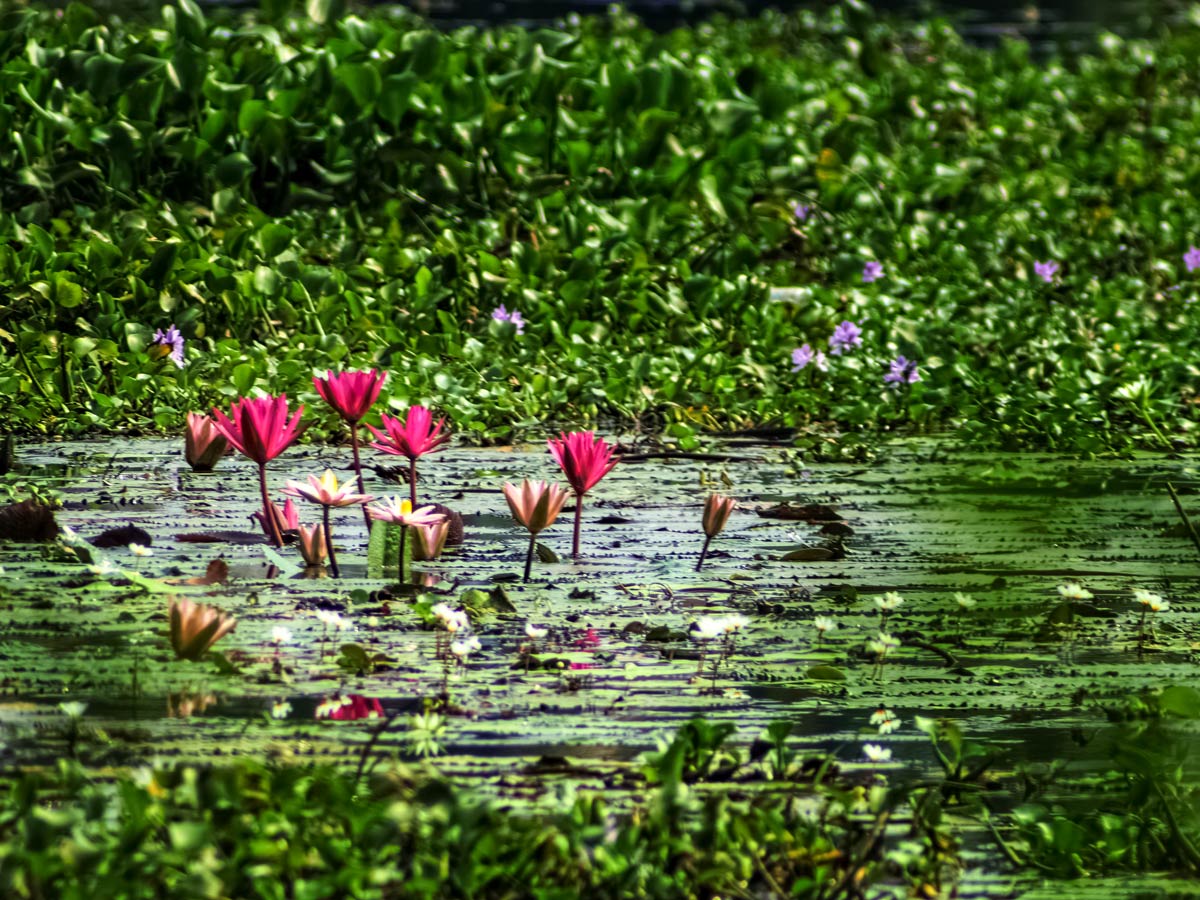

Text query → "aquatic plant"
[410,519,450,562]
[368,497,445,582]
[283,470,374,578]
[296,523,327,568]
[503,479,569,581]
[252,498,299,540]
[313,369,386,529]
[367,406,450,508]
[547,431,619,560]
[150,325,185,368]
[212,395,305,549]
[690,614,749,692]
[168,598,236,661]
[696,492,734,572]
[183,413,229,472]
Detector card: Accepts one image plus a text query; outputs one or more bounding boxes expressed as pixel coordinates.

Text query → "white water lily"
[953,592,977,610]
[867,632,901,657]
[431,603,469,633]
[1133,589,1168,612]
[875,592,904,612]
[813,615,837,634]
[58,701,88,719]
[869,708,902,735]
[87,558,119,577]
[525,623,548,640]
[271,700,292,720]
[722,614,750,633]
[315,609,350,631]
[271,626,293,645]
[863,743,893,763]
[450,636,482,660]
[692,616,727,640]
[1058,582,1093,600]
[129,543,153,557]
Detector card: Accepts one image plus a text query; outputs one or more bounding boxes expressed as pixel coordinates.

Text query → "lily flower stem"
[524,533,536,582]
[398,524,408,583]
[572,493,583,560]
[409,460,418,509]
[350,425,371,532]
[696,535,712,572]
[258,463,284,548]
[322,505,340,578]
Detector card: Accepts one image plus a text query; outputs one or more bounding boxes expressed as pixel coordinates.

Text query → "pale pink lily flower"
[184,412,230,472]
[368,497,446,581]
[282,471,374,579]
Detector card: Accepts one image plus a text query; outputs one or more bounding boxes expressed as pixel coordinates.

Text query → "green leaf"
[214,152,255,188]
[1158,685,1200,719]
[335,64,382,107]
[805,665,846,682]
[258,223,293,259]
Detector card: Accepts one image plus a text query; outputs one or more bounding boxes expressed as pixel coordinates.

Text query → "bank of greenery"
[2,1,1200,450]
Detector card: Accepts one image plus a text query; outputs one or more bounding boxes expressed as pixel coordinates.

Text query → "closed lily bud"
[297,523,327,566]
[702,493,735,538]
[184,412,230,472]
[169,597,236,661]
[503,480,569,535]
[412,519,450,561]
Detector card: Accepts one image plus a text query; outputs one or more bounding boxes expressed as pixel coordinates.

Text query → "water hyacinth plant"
[183,413,229,472]
[283,470,374,578]
[503,479,569,581]
[367,406,450,508]
[547,431,619,560]
[313,369,386,529]
[212,395,305,549]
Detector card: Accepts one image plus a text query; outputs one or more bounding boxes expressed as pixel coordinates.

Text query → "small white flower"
[271,627,293,645]
[315,698,340,719]
[722,614,750,634]
[1058,582,1094,600]
[450,636,482,660]
[953,592,977,610]
[58,701,88,718]
[813,615,837,634]
[315,610,349,631]
[869,708,902,734]
[867,632,901,657]
[271,700,292,719]
[432,604,469,633]
[1133,589,1168,612]
[87,559,119,576]
[863,743,893,763]
[129,543,153,557]
[692,617,727,640]
[875,592,905,611]
[525,623,548,640]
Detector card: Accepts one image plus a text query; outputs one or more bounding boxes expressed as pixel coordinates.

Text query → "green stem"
[323,505,339,578]
[258,463,284,548]
[1140,404,1173,450]
[572,493,583,560]
[524,532,536,582]
[1167,482,1200,560]
[696,534,712,572]
[398,524,407,583]
[350,424,371,531]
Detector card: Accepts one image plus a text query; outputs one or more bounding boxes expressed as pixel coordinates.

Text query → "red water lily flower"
[184,412,230,472]
[314,369,386,424]
[367,406,450,506]
[547,431,619,560]
[211,395,305,548]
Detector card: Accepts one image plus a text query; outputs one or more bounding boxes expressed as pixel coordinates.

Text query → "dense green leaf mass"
[2,2,1200,449]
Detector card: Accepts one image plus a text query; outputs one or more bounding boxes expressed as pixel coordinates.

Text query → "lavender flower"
[1185,246,1200,273]
[862,261,884,283]
[792,202,811,223]
[791,344,829,373]
[491,305,526,335]
[884,356,921,385]
[152,325,185,368]
[1034,260,1059,283]
[829,321,863,356]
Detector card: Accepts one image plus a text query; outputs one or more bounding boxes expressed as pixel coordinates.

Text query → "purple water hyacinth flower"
[862,261,884,283]
[153,325,185,368]
[491,305,526,334]
[791,344,814,372]
[1034,260,1059,283]
[884,356,921,385]
[829,321,863,356]
[792,202,811,223]
[1185,246,1200,273]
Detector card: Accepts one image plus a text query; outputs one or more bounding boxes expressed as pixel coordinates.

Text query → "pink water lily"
[697,493,735,571]
[169,598,236,661]
[297,523,327,568]
[252,498,299,539]
[411,519,451,561]
[212,395,305,548]
[368,497,446,581]
[283,471,373,579]
[503,479,570,581]
[315,369,387,530]
[184,412,230,472]
[367,406,450,507]
[547,431,619,560]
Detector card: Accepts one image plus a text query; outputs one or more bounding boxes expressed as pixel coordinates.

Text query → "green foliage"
[0,720,914,899]
[2,4,1200,446]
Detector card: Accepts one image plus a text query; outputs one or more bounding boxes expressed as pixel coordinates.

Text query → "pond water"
[2,436,1198,894]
